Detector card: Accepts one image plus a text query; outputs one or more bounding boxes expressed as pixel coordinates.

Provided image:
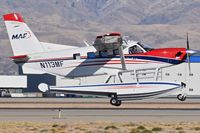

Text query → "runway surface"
[0,109,200,122]
[1,97,200,103]
[0,98,200,122]
[0,97,200,109]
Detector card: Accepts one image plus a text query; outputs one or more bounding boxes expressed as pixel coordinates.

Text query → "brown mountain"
[0,0,200,74]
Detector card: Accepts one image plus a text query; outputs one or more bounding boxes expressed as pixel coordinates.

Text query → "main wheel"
[110,98,117,105]
[110,98,121,106]
[115,100,121,106]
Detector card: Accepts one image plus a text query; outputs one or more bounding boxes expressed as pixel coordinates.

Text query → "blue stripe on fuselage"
[185,56,200,63]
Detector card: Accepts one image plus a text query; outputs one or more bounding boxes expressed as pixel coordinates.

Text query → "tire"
[110,98,121,106]
[110,98,118,105]
[115,100,121,106]
[177,94,186,101]
[181,96,186,101]
[177,94,182,100]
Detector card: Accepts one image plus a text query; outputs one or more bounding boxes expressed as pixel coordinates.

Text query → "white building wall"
[0,76,27,88]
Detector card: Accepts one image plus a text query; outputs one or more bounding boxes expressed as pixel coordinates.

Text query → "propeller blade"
[186,32,191,74]
[187,53,191,74]
[187,32,189,50]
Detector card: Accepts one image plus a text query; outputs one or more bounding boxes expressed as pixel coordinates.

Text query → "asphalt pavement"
[0,109,200,122]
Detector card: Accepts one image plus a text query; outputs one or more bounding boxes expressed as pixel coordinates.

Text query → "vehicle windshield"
[137,42,154,52]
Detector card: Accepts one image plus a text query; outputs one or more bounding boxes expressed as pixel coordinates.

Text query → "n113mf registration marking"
[40,61,63,68]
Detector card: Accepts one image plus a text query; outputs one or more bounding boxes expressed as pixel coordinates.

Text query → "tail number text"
[40,61,63,68]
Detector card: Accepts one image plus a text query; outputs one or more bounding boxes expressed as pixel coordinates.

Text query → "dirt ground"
[0,121,200,133]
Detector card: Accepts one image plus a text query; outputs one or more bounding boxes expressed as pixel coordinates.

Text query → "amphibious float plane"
[3,13,196,106]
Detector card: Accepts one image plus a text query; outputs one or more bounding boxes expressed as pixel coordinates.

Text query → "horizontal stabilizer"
[10,55,29,63]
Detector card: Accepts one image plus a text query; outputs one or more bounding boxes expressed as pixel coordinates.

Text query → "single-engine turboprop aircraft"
[3,13,196,106]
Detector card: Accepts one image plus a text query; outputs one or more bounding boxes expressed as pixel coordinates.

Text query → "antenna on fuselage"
[83,40,91,47]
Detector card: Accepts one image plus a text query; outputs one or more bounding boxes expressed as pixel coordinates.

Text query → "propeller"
[186,32,189,50]
[186,32,191,75]
[185,33,199,74]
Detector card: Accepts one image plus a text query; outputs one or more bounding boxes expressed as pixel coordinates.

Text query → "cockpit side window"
[129,45,143,54]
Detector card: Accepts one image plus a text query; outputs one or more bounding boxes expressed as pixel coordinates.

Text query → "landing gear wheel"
[116,100,121,106]
[110,98,117,105]
[177,94,187,101]
[177,94,182,100]
[110,98,121,106]
[181,96,186,101]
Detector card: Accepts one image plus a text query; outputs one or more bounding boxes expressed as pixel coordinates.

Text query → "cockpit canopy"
[129,42,153,54]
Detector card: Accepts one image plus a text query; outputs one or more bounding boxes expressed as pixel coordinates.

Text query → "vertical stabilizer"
[3,13,44,56]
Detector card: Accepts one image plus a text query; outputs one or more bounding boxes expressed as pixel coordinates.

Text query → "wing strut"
[118,38,127,70]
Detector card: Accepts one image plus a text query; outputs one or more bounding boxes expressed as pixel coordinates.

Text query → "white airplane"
[3,13,194,106]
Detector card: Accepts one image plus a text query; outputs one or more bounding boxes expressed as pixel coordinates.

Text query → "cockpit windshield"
[128,41,154,54]
[129,45,143,54]
[137,42,153,52]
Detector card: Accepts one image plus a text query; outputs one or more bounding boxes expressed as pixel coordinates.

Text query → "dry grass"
[0,121,200,133]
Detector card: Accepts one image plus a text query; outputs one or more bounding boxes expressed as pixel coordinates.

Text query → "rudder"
[3,13,44,56]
